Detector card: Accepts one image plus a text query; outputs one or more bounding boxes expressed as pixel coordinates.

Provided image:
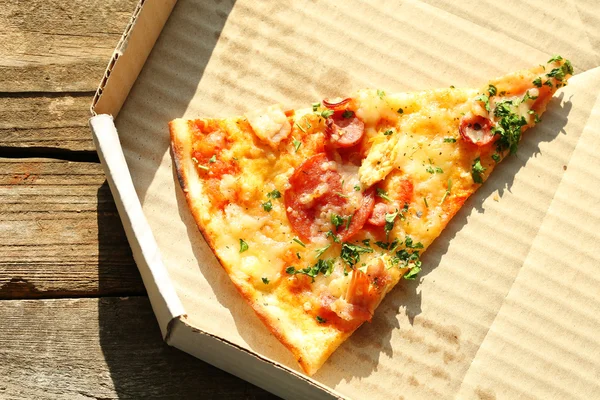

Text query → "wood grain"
[0,93,95,152]
[0,158,144,298]
[0,296,276,399]
[0,0,138,92]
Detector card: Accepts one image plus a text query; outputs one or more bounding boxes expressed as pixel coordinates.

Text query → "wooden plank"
[0,297,278,399]
[0,158,144,298]
[0,93,95,152]
[0,0,138,92]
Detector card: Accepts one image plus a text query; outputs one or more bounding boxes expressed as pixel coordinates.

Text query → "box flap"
[91,0,177,117]
[90,114,185,338]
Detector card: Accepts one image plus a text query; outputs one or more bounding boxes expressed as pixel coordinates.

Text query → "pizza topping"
[285,154,346,240]
[245,104,292,148]
[459,113,494,146]
[239,239,249,253]
[340,242,373,267]
[367,202,388,226]
[335,187,375,241]
[322,97,351,111]
[326,110,365,148]
[471,157,486,184]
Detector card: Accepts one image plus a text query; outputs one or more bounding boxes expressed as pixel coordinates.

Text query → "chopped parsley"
[426,165,435,174]
[383,129,395,136]
[262,277,270,284]
[262,200,273,212]
[384,211,398,238]
[471,157,486,184]
[403,264,422,280]
[544,79,553,88]
[548,55,563,63]
[529,110,541,124]
[397,108,404,114]
[293,238,306,247]
[342,110,354,119]
[488,84,497,96]
[316,316,327,323]
[443,137,457,143]
[362,239,371,247]
[375,238,400,251]
[267,189,281,199]
[475,94,490,112]
[209,155,217,163]
[326,230,341,243]
[312,102,320,112]
[441,178,452,204]
[533,77,542,88]
[239,239,249,253]
[376,188,393,202]
[340,242,373,267]
[492,153,501,163]
[354,184,361,191]
[377,89,386,99]
[546,59,573,82]
[346,214,352,229]
[293,139,302,152]
[286,258,335,282]
[321,109,334,119]
[331,214,345,230]
[435,167,444,174]
[493,99,527,154]
[404,236,424,249]
[522,90,539,103]
[315,244,331,259]
[295,122,307,133]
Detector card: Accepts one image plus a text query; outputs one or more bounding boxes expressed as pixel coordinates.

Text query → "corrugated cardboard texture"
[113,0,600,397]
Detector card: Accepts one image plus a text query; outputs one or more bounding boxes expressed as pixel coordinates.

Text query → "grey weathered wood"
[0,158,144,298]
[0,0,138,92]
[0,93,96,152]
[0,297,277,399]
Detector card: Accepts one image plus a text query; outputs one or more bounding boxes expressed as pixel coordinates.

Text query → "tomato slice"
[337,187,375,241]
[459,114,494,146]
[326,110,365,148]
[284,154,346,241]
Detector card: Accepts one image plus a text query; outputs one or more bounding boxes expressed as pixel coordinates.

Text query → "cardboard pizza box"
[89,0,600,398]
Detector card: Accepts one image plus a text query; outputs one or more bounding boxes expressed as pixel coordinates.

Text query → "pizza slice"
[169,56,572,375]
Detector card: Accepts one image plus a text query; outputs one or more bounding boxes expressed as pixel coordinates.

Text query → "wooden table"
[0,1,277,398]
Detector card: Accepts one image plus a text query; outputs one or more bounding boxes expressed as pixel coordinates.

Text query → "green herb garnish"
[471,157,486,184]
[321,109,334,119]
[262,277,270,284]
[340,242,373,267]
[262,200,273,212]
[376,188,393,202]
[293,238,306,247]
[239,239,249,253]
[267,189,281,199]
[444,137,457,143]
